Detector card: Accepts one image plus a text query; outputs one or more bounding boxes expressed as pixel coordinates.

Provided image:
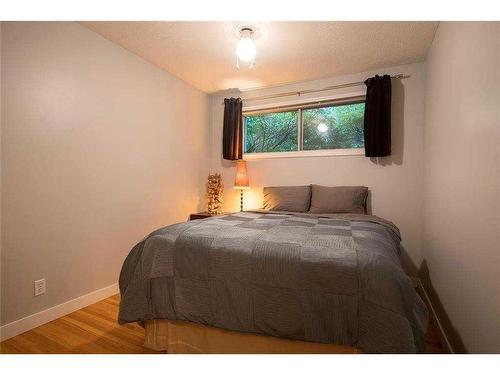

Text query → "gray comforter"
[119,211,428,353]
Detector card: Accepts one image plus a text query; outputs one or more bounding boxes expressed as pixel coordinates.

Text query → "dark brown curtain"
[363,75,392,157]
[223,97,243,160]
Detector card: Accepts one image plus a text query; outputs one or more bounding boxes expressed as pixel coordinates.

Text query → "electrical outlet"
[34,278,46,296]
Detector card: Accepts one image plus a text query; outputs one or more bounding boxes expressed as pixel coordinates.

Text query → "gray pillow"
[263,185,311,212]
[309,185,368,214]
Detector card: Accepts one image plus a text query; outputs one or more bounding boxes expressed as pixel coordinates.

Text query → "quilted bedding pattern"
[119,211,428,353]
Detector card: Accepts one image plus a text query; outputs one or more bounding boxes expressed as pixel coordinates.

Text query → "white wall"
[1,22,209,326]
[209,62,426,273]
[423,22,500,353]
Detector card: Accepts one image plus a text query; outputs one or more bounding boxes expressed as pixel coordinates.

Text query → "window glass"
[302,102,365,151]
[243,99,365,155]
[244,111,298,153]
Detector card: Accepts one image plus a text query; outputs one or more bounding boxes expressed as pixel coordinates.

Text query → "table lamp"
[233,160,250,212]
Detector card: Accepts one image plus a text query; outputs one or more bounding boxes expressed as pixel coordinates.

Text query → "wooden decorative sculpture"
[206,173,224,215]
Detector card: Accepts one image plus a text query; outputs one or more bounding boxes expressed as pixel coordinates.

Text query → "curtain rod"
[221,74,410,104]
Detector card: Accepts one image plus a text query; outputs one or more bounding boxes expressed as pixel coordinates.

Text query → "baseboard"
[0,283,119,342]
[411,276,454,353]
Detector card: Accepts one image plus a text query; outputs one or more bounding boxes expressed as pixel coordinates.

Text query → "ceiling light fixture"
[236,26,256,69]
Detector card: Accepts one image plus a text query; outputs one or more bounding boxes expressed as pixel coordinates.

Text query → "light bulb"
[317,123,328,133]
[236,36,256,62]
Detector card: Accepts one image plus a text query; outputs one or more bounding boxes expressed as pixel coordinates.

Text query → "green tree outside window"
[244,101,365,154]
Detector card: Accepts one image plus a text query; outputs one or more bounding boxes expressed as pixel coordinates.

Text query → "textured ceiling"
[82,21,438,93]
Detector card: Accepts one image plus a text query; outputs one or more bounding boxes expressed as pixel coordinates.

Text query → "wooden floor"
[0,295,159,354]
[1,294,444,354]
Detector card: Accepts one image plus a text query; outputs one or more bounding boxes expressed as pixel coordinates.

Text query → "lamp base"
[240,189,244,212]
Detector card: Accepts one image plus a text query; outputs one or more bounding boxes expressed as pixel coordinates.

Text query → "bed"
[118,196,428,353]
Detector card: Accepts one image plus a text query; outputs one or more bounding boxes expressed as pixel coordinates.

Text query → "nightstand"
[189,212,223,221]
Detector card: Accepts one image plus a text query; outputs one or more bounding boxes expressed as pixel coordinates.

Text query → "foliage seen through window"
[244,101,365,154]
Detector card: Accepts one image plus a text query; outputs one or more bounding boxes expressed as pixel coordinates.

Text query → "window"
[243,97,365,158]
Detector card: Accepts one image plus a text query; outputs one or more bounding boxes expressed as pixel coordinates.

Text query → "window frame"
[242,92,366,160]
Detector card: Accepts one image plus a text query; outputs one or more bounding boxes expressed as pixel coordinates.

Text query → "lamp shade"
[234,160,250,189]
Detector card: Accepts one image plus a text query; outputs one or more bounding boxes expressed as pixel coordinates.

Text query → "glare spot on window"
[317,123,328,133]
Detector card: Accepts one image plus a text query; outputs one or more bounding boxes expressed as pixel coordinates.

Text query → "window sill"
[243,148,365,160]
